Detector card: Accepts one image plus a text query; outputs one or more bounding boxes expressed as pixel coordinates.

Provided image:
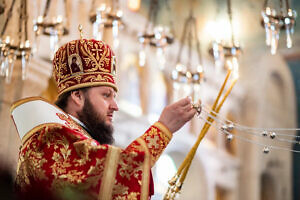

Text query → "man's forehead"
[93,86,117,93]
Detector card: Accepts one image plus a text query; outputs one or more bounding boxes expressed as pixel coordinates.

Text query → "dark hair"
[55,87,90,111]
[55,91,72,111]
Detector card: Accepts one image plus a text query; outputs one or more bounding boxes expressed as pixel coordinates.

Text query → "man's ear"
[70,90,85,108]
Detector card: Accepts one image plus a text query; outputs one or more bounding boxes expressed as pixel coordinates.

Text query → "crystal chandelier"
[138,0,174,69]
[261,0,297,54]
[171,8,204,102]
[0,0,33,83]
[89,0,123,49]
[33,0,69,60]
[210,0,241,75]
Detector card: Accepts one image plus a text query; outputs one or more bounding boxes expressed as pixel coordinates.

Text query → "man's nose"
[110,99,119,111]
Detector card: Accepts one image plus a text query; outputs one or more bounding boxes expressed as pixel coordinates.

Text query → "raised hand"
[158,97,199,133]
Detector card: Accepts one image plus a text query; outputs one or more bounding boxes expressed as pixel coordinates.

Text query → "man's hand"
[158,97,199,133]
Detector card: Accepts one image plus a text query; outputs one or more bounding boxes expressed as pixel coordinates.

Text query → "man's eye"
[103,93,110,97]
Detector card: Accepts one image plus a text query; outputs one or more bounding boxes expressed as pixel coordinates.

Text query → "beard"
[77,97,114,145]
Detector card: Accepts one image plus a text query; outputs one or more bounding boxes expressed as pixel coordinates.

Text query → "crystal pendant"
[212,42,223,72]
[32,35,40,54]
[172,81,180,101]
[285,26,292,48]
[112,20,120,49]
[93,10,104,40]
[0,57,8,76]
[270,27,279,55]
[112,19,119,38]
[269,132,276,139]
[226,134,233,141]
[21,53,28,80]
[156,47,166,70]
[227,123,234,131]
[221,124,228,131]
[262,130,268,137]
[138,48,146,67]
[265,24,272,46]
[193,84,201,103]
[93,23,104,41]
[50,32,59,60]
[5,55,16,83]
[263,146,270,154]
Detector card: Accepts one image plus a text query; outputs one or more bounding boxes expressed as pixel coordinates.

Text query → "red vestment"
[11,97,172,200]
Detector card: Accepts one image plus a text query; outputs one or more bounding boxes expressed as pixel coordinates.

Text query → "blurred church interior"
[0,0,300,199]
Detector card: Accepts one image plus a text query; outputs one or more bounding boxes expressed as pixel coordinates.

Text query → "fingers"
[185,107,197,120]
[174,96,192,107]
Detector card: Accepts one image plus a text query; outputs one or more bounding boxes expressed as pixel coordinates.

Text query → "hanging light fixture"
[0,0,5,14]
[89,0,124,49]
[138,0,174,69]
[0,0,33,83]
[33,0,69,60]
[210,0,241,75]
[261,0,297,54]
[171,5,204,102]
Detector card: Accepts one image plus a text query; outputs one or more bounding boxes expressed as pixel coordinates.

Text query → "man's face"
[77,86,118,144]
[72,58,77,63]
[86,86,118,125]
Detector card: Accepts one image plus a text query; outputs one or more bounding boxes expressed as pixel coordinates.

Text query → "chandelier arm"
[144,0,158,34]
[112,0,115,10]
[43,0,51,18]
[176,16,189,64]
[165,0,175,37]
[64,0,70,30]
[1,0,16,37]
[152,0,159,28]
[18,0,23,45]
[192,16,203,67]
[112,0,120,11]
[263,0,269,9]
[187,18,193,70]
[279,0,284,15]
[227,0,235,45]
[90,0,95,14]
[285,0,290,11]
[24,0,28,41]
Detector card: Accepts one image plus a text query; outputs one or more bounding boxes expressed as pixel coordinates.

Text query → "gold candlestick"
[164,70,237,200]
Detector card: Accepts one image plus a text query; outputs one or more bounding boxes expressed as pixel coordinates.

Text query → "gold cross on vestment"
[146,135,160,149]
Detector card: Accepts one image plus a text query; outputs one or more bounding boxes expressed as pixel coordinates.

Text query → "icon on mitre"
[68,54,83,74]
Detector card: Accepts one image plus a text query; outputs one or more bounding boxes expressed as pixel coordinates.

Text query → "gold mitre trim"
[58,82,118,96]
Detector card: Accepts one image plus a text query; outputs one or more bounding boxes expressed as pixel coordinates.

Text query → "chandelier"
[89,0,123,49]
[261,0,297,55]
[138,0,174,68]
[33,0,69,60]
[0,0,33,83]
[210,0,241,75]
[171,7,204,102]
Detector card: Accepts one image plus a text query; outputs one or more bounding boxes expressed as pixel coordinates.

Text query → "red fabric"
[15,122,171,200]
